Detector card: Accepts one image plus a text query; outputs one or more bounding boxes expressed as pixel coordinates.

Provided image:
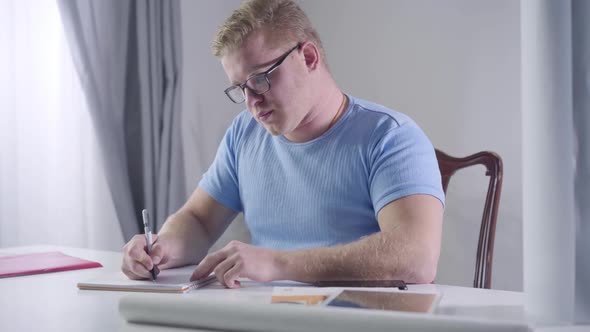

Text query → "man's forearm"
[274,231,438,284]
[157,210,212,268]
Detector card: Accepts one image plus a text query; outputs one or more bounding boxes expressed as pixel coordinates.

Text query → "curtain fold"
[522,0,589,325]
[572,0,590,324]
[0,0,123,250]
[57,0,185,239]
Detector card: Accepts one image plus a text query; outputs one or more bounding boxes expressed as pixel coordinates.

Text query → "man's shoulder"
[348,95,413,128]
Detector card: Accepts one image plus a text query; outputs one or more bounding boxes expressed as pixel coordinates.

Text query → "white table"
[0,245,581,331]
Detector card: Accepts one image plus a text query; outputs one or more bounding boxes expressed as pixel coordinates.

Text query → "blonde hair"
[212,0,326,61]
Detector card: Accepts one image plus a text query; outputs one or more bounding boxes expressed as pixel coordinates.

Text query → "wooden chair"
[435,149,503,289]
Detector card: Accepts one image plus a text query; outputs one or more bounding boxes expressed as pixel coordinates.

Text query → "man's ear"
[301,42,320,72]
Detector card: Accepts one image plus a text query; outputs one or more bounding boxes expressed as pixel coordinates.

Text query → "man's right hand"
[121,234,166,280]
[119,187,239,280]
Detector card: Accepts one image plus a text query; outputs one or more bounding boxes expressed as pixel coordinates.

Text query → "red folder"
[0,251,103,278]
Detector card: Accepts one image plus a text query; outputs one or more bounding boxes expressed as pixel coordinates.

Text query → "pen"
[141,209,157,281]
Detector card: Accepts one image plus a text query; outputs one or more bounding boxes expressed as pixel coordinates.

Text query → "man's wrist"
[271,250,291,281]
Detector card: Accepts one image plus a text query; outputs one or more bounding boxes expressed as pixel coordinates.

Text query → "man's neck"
[284,86,345,143]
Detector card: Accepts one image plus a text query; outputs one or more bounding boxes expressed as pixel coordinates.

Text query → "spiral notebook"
[77,265,217,293]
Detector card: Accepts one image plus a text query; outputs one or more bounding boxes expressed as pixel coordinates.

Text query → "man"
[122,0,444,288]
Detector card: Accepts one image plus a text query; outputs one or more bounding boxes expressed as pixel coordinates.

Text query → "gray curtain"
[572,0,590,323]
[522,0,589,325]
[57,0,186,240]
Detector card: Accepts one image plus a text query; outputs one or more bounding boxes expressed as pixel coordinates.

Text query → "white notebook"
[77,265,216,293]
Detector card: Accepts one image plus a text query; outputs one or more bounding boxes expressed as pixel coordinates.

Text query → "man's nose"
[244,87,264,107]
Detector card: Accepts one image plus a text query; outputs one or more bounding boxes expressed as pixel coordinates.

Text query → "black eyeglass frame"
[224,43,301,104]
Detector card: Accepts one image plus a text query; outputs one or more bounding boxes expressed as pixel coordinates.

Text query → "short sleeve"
[198,119,243,212]
[368,120,445,215]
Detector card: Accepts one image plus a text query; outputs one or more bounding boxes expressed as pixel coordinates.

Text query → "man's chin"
[266,130,282,136]
[262,124,283,136]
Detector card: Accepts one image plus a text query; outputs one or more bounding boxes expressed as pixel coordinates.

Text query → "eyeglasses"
[224,43,301,104]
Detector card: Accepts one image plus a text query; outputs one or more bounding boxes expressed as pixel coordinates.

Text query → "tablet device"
[313,279,408,290]
[323,289,440,314]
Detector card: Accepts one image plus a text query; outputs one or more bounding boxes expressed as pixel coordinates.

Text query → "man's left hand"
[190,240,280,288]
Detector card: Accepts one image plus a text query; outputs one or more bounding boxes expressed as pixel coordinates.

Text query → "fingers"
[190,250,227,281]
[218,255,242,289]
[121,234,158,280]
[122,260,152,280]
[150,242,164,265]
[191,249,245,288]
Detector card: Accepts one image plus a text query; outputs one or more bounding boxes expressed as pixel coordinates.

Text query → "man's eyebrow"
[229,52,285,85]
[229,62,274,86]
[250,58,277,71]
[248,51,287,75]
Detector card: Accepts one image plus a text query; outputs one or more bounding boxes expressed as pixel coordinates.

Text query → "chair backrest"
[435,149,503,289]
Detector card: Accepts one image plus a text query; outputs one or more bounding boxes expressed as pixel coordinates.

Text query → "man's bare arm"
[191,194,443,286]
[274,194,443,283]
[157,187,238,268]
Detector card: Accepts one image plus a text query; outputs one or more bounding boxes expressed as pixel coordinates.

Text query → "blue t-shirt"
[199,95,444,250]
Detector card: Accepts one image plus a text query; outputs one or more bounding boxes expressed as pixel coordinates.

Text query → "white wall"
[180,0,251,250]
[181,0,522,290]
